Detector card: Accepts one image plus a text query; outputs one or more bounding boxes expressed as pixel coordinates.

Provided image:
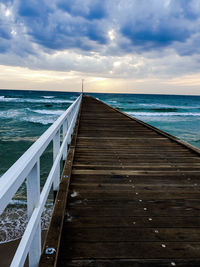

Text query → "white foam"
[139,103,197,109]
[0,109,22,119]
[70,96,78,100]
[42,96,55,99]
[23,116,55,125]
[108,100,117,104]
[0,204,53,244]
[0,97,73,104]
[128,112,200,117]
[9,199,27,205]
[24,98,74,104]
[31,109,64,116]
[0,97,20,102]
[0,108,64,125]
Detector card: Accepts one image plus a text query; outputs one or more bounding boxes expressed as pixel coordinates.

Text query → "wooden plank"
[58,241,200,259]
[72,169,200,175]
[64,216,200,228]
[69,183,200,191]
[67,191,200,200]
[68,198,200,206]
[62,227,200,242]
[70,174,200,183]
[67,206,200,217]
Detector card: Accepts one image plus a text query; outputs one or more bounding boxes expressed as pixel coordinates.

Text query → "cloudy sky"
[0,0,200,95]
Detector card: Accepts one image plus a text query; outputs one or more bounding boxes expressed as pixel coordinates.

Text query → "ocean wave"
[179,133,200,143]
[23,117,55,125]
[0,109,59,125]
[25,98,74,104]
[108,100,117,104]
[139,103,198,109]
[150,108,178,112]
[0,97,73,104]
[70,96,78,100]
[0,205,53,244]
[0,109,22,119]
[42,96,55,99]
[1,136,38,142]
[127,112,200,117]
[0,96,19,102]
[30,109,64,116]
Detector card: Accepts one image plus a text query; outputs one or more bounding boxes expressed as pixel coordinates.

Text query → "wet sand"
[0,231,47,267]
[0,239,22,267]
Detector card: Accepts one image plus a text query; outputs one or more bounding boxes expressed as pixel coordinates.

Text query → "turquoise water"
[0,89,200,243]
[0,90,79,177]
[95,93,200,149]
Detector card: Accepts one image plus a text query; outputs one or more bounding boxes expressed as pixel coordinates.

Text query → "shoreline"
[0,231,47,267]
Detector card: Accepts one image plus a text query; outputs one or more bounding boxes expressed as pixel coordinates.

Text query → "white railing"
[0,94,82,267]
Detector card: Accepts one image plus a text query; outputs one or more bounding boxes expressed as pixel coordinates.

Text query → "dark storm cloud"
[118,0,200,53]
[14,0,108,51]
[57,0,107,20]
[121,21,190,49]
[1,0,200,73]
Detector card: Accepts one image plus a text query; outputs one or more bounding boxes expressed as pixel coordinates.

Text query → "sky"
[0,0,200,95]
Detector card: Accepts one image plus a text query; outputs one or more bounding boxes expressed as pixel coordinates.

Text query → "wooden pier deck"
[40,95,200,267]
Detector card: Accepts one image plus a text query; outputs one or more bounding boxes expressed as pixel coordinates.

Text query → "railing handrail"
[0,94,82,267]
[0,95,81,214]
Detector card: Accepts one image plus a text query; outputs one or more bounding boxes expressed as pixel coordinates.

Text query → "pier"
[40,96,200,266]
[1,95,200,266]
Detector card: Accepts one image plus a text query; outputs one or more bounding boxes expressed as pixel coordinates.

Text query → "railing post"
[67,111,73,146]
[69,105,78,144]
[27,160,41,267]
[53,129,60,200]
[62,119,68,161]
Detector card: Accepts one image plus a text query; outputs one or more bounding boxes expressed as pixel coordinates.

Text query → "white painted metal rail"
[0,94,82,267]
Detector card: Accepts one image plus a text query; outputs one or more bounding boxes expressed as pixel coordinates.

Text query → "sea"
[0,89,200,244]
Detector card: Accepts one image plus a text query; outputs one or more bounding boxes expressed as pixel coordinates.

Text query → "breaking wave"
[0,108,65,125]
[0,96,73,104]
[42,96,55,99]
[128,112,200,117]
[30,109,64,116]
[139,103,198,109]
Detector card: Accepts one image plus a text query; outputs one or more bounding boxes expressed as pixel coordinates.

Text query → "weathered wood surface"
[41,95,200,266]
